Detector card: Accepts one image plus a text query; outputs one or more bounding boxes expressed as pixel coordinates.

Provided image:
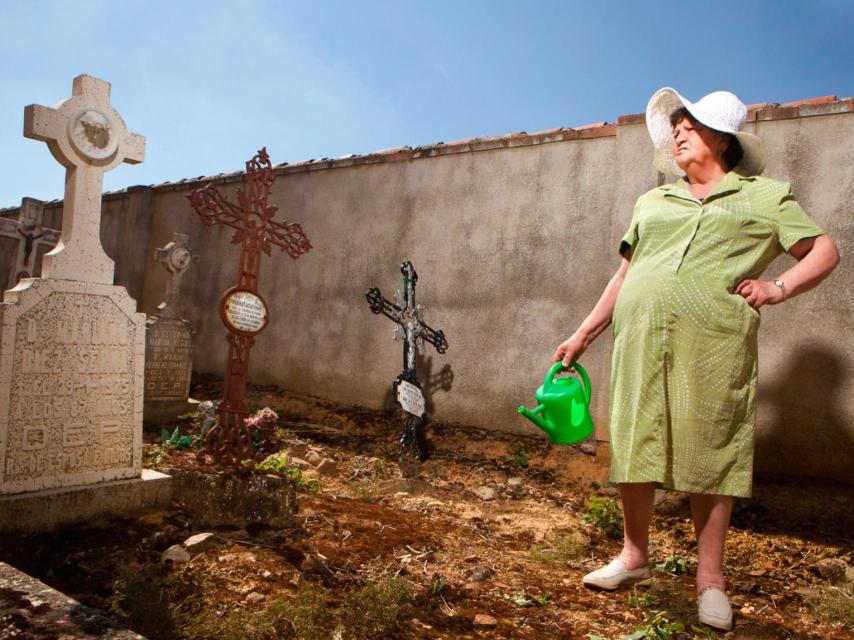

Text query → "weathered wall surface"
[5,99,852,484]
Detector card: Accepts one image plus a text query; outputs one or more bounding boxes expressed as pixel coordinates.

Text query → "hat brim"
[646,87,766,177]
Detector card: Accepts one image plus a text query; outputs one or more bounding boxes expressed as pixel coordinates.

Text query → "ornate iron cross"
[188,148,311,466]
[366,261,447,472]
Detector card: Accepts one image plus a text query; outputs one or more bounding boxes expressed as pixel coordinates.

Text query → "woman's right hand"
[551,331,591,367]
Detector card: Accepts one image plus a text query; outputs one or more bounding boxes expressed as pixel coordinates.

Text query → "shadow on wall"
[756,343,851,482]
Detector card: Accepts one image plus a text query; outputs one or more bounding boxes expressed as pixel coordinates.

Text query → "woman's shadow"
[740,344,851,542]
[658,344,852,543]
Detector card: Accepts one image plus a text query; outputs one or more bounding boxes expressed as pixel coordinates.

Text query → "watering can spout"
[517,404,555,436]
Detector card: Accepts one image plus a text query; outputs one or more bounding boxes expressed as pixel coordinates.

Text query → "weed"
[503,591,552,607]
[805,582,854,627]
[182,608,258,640]
[262,582,332,640]
[341,577,413,638]
[529,530,588,565]
[584,496,624,539]
[628,587,656,609]
[506,441,530,468]
[429,573,447,596]
[349,477,383,503]
[371,458,390,479]
[653,555,688,576]
[621,610,685,639]
[253,452,321,493]
[504,592,534,607]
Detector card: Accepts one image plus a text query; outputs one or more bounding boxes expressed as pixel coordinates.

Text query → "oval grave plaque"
[220,288,269,335]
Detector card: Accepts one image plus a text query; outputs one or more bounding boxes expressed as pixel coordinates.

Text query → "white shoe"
[698,587,733,631]
[582,558,651,590]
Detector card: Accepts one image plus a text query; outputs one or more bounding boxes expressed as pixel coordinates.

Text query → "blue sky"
[1,0,852,206]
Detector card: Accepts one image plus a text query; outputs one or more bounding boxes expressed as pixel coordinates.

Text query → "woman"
[552,88,839,630]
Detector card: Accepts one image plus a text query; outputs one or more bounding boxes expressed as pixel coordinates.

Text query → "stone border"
[0,469,171,534]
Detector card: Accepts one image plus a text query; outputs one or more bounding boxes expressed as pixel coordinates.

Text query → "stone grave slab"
[0,278,145,493]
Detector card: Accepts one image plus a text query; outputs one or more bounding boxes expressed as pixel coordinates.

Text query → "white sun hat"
[646,87,767,177]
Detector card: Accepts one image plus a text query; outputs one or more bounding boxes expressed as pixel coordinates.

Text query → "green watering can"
[517,361,593,444]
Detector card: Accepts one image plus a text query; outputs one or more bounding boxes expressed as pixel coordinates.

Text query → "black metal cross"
[366,261,448,473]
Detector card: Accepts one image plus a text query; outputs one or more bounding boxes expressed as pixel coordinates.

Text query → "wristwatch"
[773,279,787,300]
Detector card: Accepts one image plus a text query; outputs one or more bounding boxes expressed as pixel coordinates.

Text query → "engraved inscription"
[144,319,192,401]
[223,290,268,334]
[4,291,136,482]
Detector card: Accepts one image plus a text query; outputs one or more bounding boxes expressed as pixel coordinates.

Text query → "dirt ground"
[1,379,852,640]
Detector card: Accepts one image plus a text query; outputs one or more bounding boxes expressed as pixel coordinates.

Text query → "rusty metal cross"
[188,148,311,466]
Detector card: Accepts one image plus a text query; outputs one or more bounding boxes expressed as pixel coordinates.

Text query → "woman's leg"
[618,482,656,570]
[689,493,733,591]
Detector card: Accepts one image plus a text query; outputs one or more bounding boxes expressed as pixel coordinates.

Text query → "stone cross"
[0,198,60,291]
[0,75,163,519]
[154,233,196,319]
[24,74,145,283]
[365,261,448,473]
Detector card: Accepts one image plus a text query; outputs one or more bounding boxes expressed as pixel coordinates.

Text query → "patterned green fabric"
[610,171,824,497]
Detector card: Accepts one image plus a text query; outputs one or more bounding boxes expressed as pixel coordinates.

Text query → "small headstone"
[143,233,196,428]
[507,477,523,487]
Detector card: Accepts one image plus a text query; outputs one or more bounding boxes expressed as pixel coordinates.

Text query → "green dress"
[610,171,823,497]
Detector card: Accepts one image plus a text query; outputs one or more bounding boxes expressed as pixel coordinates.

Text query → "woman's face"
[672,116,729,173]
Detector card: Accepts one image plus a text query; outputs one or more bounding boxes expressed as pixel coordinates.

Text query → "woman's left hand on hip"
[734,279,784,309]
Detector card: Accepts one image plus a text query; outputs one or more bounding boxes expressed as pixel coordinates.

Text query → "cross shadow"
[378,355,455,464]
[415,353,455,416]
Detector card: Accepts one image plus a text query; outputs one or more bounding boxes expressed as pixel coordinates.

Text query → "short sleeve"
[619,200,641,258]
[776,184,824,252]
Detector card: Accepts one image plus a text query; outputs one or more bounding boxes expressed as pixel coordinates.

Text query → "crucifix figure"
[24,75,145,284]
[0,198,60,291]
[154,232,196,319]
[366,261,448,474]
[188,148,311,466]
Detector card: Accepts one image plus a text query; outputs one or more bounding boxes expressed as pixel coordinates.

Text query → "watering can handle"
[546,361,592,405]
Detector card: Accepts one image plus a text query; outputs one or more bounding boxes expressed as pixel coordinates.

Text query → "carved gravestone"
[143,233,196,427]
[0,75,170,531]
[0,198,60,291]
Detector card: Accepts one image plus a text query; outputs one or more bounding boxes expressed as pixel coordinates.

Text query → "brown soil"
[1,379,852,640]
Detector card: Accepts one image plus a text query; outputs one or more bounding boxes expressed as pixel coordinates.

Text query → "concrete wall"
[5,99,852,484]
